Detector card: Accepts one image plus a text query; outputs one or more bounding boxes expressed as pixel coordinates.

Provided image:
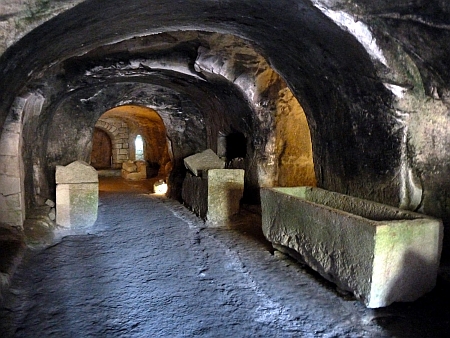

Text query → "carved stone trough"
[261,186,443,308]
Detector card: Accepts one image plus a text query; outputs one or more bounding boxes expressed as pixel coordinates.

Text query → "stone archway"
[98,105,173,179]
[94,118,129,169]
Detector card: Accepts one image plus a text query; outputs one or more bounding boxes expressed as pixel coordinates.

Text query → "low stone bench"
[261,186,443,308]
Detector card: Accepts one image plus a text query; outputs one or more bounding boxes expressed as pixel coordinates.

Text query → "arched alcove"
[90,128,112,169]
[97,105,172,179]
[275,87,316,187]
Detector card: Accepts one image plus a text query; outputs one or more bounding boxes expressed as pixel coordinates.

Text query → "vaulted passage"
[2,0,450,335]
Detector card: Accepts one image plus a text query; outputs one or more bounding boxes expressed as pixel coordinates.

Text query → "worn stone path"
[1,187,450,337]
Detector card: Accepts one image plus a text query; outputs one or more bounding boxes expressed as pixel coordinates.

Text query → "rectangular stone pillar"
[56,161,98,229]
[207,169,244,224]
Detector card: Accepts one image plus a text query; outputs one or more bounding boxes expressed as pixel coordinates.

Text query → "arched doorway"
[90,128,112,169]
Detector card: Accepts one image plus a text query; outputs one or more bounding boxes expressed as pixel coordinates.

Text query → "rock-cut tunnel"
[2,0,450,336]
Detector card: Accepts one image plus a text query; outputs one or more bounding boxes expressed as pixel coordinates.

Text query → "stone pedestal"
[207,169,244,224]
[56,161,98,229]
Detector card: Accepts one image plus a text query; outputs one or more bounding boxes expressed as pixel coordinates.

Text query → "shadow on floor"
[2,177,450,337]
[226,203,450,338]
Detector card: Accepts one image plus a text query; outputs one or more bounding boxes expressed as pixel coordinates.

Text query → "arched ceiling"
[0,0,403,206]
[0,0,389,120]
[2,0,450,217]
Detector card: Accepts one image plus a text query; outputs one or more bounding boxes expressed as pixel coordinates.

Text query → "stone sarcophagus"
[261,186,443,308]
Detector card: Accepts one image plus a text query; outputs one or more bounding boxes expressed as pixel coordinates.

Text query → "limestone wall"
[0,98,25,228]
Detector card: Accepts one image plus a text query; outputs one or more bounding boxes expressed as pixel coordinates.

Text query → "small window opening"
[135,135,145,160]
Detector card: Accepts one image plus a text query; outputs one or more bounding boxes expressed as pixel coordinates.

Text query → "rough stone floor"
[1,178,450,337]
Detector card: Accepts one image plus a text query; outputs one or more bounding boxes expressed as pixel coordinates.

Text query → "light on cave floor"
[153,180,168,195]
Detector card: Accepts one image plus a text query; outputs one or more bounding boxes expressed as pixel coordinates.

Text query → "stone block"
[121,160,146,180]
[0,155,20,176]
[45,199,55,208]
[182,172,208,218]
[55,161,98,229]
[261,186,443,308]
[207,169,244,224]
[184,149,225,176]
[122,161,137,173]
[135,161,147,171]
[0,176,21,195]
[0,132,20,156]
[6,194,21,209]
[1,193,24,227]
[56,183,98,229]
[121,170,146,180]
[55,161,98,184]
[4,121,22,134]
[7,210,24,228]
[49,208,56,221]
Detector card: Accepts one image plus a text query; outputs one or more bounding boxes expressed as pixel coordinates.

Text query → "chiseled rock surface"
[182,172,208,218]
[207,169,245,224]
[261,187,443,308]
[184,149,225,177]
[0,0,84,56]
